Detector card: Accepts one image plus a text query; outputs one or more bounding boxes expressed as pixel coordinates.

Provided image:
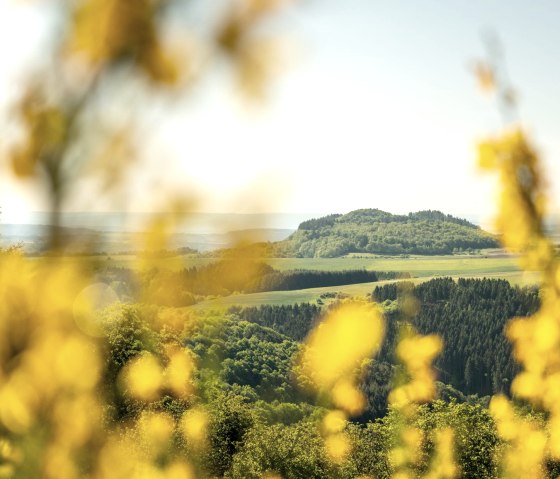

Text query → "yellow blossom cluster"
[389,426,424,479]
[122,345,196,401]
[478,129,552,271]
[300,300,385,415]
[299,300,384,463]
[0,253,104,479]
[476,63,560,475]
[422,428,457,479]
[489,395,547,479]
[386,328,455,479]
[389,334,443,416]
[321,410,351,464]
[478,127,560,473]
[0,249,210,478]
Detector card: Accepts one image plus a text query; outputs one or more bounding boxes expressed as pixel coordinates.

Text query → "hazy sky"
[2,0,560,225]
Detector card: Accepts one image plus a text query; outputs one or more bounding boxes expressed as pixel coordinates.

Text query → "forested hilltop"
[276,209,499,257]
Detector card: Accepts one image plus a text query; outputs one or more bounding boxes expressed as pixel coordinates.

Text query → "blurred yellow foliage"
[0,253,108,477]
[322,410,347,434]
[477,129,550,270]
[138,411,176,457]
[298,300,384,464]
[4,2,560,478]
[490,395,547,479]
[423,428,456,479]
[476,53,560,477]
[389,334,443,413]
[10,91,68,179]
[180,407,209,446]
[383,302,449,479]
[324,432,351,464]
[69,0,180,85]
[300,300,384,399]
[389,426,423,471]
[122,352,164,401]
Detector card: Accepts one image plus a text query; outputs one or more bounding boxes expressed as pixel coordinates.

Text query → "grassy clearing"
[59,250,524,281]
[265,255,519,276]
[190,270,539,310]
[188,280,388,311]
[55,250,535,309]
[65,250,520,277]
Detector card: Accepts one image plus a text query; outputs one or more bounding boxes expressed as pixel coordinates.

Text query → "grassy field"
[264,254,520,276]
[55,250,537,309]
[71,250,520,276]
[190,270,540,310]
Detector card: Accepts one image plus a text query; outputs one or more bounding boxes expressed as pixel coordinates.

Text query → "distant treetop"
[298,209,478,231]
[280,208,497,257]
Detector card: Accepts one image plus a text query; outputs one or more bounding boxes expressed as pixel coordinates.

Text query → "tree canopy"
[277,209,499,257]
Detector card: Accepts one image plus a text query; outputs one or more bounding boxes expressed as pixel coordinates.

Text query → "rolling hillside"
[276,209,499,257]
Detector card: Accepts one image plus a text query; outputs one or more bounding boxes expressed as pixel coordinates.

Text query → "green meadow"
[56,249,539,309]
[74,249,520,276]
[264,253,519,276]
[189,270,539,310]
[180,250,537,309]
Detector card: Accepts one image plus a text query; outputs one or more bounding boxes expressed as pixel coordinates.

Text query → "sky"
[1,0,560,227]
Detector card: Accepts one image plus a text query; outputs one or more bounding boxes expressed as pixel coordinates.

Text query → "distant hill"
[275,209,499,257]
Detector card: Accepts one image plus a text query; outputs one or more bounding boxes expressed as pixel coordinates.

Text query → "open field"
[58,249,520,275]
[264,254,520,276]
[50,250,539,309]
[190,270,540,310]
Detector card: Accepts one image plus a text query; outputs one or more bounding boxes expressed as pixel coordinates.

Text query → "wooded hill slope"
[276,209,499,257]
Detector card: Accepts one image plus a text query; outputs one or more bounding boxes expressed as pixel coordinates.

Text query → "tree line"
[100,261,403,307]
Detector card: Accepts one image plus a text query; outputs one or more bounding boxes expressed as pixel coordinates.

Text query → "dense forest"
[276,209,499,257]
[223,278,539,419]
[95,275,555,478]
[373,278,540,397]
